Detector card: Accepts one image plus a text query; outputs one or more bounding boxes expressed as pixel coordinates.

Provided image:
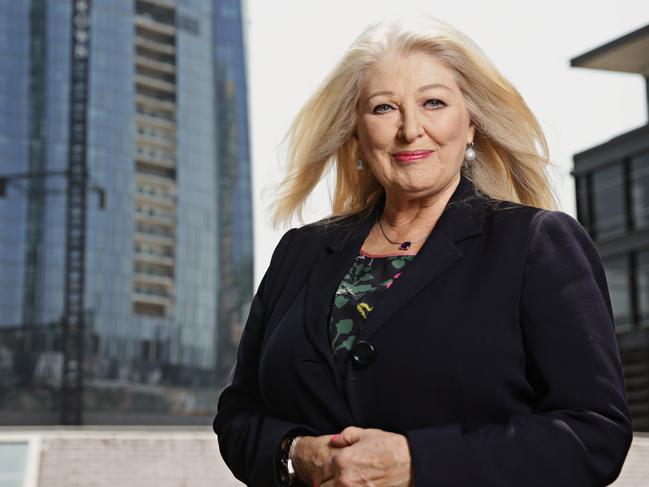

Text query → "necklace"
[378,216,430,251]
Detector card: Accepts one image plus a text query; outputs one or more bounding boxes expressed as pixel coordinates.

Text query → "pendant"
[399,241,411,251]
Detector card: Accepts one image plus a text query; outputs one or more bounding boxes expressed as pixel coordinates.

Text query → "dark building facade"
[0,0,253,424]
[571,24,649,431]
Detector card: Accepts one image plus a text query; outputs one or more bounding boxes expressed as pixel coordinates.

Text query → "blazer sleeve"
[213,228,319,486]
[405,210,633,487]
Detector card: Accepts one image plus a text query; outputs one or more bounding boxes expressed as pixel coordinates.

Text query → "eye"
[424,98,446,109]
[372,103,394,114]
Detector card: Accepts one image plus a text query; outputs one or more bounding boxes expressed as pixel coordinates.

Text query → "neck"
[379,175,461,241]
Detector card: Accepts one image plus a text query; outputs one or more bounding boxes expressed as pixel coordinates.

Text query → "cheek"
[359,117,395,151]
[433,112,467,143]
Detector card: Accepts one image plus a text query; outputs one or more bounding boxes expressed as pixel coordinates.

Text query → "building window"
[177,14,199,34]
[0,442,28,487]
[631,152,649,230]
[603,255,632,332]
[591,163,626,239]
[576,175,591,231]
[635,250,649,329]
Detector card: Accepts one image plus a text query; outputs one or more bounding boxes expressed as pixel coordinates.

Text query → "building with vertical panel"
[0,0,253,424]
[571,24,649,432]
[212,0,255,393]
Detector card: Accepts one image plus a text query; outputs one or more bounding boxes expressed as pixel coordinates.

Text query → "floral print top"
[328,250,415,375]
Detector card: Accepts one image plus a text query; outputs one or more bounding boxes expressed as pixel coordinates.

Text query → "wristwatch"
[278,434,300,485]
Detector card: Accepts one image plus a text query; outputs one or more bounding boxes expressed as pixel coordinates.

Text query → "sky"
[244,0,649,286]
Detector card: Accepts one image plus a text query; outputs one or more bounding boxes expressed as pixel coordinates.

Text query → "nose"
[398,106,424,141]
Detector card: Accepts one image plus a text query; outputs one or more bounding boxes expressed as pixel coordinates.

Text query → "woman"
[214,16,632,487]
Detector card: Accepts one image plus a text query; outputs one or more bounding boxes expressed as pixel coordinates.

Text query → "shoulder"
[262,212,366,294]
[526,209,590,240]
[523,209,600,267]
[289,211,370,249]
[514,208,606,295]
[478,201,608,309]
[467,194,593,257]
[268,213,356,258]
[474,194,584,237]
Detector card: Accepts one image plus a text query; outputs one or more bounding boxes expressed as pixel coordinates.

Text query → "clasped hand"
[291,426,413,487]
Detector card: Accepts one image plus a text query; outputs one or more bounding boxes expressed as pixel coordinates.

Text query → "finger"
[329,433,354,447]
[334,426,364,446]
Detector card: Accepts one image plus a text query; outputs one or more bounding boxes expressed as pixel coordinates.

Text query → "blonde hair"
[271,16,558,227]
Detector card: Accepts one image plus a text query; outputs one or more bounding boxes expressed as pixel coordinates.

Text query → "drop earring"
[464,142,476,163]
[356,159,365,171]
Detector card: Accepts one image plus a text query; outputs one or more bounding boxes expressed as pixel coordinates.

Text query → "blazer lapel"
[358,176,486,343]
[303,212,376,381]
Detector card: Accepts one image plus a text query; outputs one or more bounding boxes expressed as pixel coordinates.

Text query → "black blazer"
[214,176,632,487]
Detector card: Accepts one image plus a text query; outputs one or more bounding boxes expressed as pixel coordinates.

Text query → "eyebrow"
[365,83,452,102]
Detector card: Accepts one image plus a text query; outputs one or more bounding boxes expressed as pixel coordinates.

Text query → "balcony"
[134,281,173,297]
[135,111,175,131]
[138,0,176,7]
[134,229,174,246]
[135,150,176,170]
[132,291,173,309]
[136,93,176,113]
[135,172,177,190]
[135,36,175,58]
[135,132,176,151]
[136,45,175,66]
[135,55,175,75]
[136,103,174,120]
[134,206,175,226]
[135,13,176,37]
[133,249,174,266]
[135,73,175,94]
[135,185,176,207]
[133,271,174,288]
[133,301,167,317]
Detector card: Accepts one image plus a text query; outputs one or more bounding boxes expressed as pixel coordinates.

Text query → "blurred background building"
[571,24,649,432]
[0,0,253,425]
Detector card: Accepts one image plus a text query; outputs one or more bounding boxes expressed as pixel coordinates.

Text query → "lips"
[392,150,434,162]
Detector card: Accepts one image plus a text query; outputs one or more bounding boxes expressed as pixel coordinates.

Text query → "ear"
[467,120,476,145]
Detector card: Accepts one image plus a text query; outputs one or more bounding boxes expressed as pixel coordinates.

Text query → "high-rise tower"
[0,0,253,424]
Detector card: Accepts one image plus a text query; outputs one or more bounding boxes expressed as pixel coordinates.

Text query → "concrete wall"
[0,427,647,486]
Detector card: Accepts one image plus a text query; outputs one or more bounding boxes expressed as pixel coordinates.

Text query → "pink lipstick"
[392,150,434,162]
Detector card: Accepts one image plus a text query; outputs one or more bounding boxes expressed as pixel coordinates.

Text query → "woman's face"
[356,50,475,200]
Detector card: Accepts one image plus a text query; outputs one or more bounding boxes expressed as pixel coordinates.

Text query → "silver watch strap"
[287,436,301,476]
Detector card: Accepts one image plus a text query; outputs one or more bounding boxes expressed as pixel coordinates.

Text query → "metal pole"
[61,0,92,425]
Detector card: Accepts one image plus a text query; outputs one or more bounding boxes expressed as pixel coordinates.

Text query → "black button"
[352,341,375,367]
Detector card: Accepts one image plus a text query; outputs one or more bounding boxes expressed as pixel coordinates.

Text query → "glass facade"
[635,250,649,329]
[212,0,254,384]
[602,255,632,332]
[576,150,649,333]
[591,163,626,239]
[631,153,649,230]
[0,0,252,424]
[0,1,30,328]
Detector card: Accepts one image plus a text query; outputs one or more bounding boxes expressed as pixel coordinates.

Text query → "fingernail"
[330,434,338,442]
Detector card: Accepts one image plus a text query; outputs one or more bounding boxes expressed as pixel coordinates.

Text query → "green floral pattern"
[329,252,415,360]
